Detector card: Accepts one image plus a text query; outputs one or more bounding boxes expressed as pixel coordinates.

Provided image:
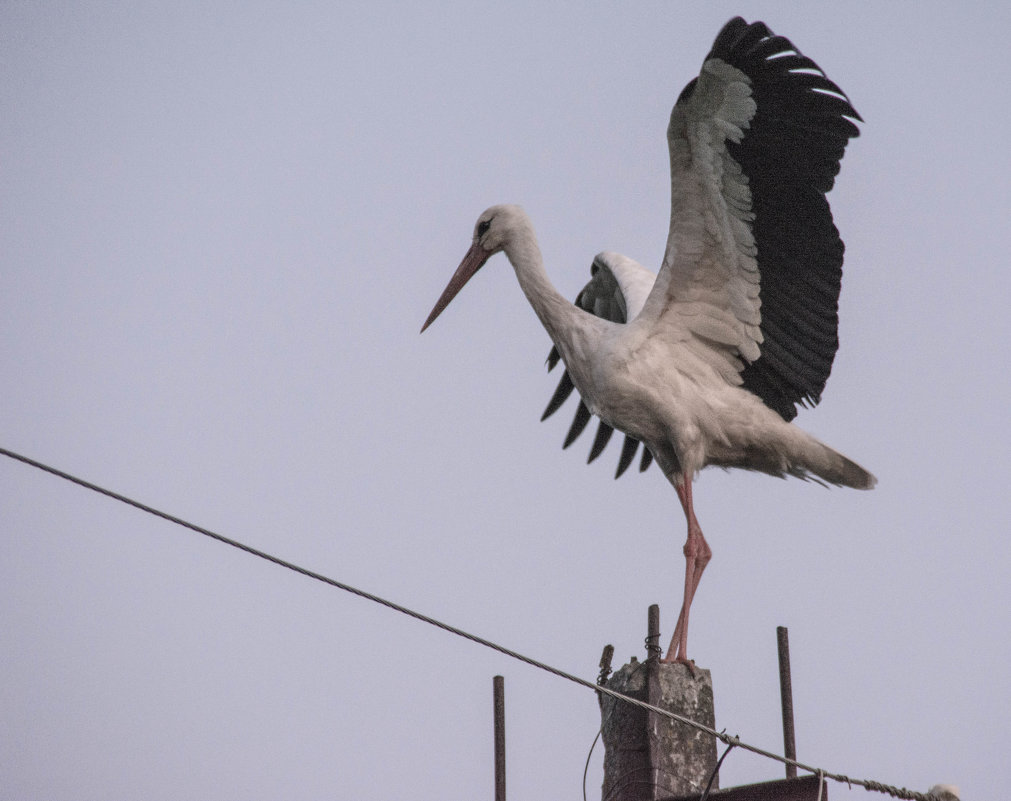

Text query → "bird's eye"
[477,219,491,238]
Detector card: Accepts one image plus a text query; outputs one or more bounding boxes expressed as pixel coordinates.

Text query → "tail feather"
[802,441,876,490]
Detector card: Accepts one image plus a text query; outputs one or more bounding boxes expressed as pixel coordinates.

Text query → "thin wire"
[0,445,942,801]
[582,728,601,801]
[699,735,738,801]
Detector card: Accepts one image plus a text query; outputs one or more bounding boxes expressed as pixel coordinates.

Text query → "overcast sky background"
[3,3,1009,799]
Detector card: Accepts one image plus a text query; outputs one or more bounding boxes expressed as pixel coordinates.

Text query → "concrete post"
[599,658,717,800]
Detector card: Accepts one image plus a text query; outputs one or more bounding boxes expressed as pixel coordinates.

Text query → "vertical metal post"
[597,644,614,687]
[646,604,661,662]
[493,675,506,801]
[645,604,662,800]
[776,626,797,779]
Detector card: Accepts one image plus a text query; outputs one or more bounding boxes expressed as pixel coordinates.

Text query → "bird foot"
[659,653,699,676]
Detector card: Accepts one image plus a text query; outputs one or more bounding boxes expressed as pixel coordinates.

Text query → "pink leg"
[661,475,712,663]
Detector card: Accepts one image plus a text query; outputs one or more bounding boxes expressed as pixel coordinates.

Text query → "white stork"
[422,17,874,663]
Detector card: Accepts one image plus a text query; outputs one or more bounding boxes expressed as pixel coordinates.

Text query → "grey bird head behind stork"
[422,17,875,664]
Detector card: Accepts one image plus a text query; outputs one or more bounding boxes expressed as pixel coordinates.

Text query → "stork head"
[421,205,526,332]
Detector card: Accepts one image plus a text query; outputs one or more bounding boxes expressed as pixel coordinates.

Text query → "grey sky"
[3,3,1008,799]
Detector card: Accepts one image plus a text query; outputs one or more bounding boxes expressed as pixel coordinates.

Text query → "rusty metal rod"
[598,644,615,686]
[647,604,661,661]
[776,626,797,779]
[494,675,506,801]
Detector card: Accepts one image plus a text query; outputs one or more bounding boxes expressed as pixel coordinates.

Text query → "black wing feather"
[698,17,861,420]
[615,436,640,479]
[587,422,615,464]
[563,401,592,448]
[639,448,654,473]
[540,369,575,421]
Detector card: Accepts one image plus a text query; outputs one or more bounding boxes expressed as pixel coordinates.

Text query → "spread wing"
[638,17,861,420]
[542,252,658,478]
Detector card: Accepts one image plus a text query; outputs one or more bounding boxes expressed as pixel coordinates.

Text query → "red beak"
[421,241,491,333]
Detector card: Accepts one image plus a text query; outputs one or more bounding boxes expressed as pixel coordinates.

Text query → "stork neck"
[503,234,585,352]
